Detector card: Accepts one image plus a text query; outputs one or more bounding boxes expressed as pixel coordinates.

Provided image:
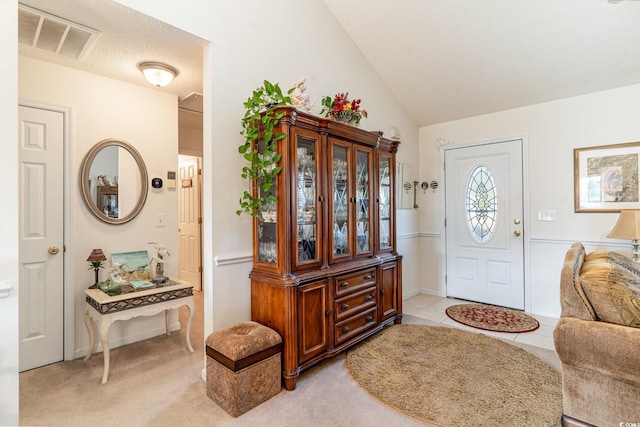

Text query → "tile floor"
[403,293,558,351]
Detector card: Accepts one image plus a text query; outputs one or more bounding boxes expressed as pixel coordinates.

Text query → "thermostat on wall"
[167,171,176,189]
[151,177,163,189]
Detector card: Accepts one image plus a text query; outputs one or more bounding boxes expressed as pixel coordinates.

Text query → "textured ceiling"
[17,1,640,127]
[18,0,206,106]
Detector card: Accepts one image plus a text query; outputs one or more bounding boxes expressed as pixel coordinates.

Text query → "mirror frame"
[79,139,148,225]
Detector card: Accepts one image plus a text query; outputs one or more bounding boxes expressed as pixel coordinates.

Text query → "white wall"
[1,2,421,414]
[0,0,19,423]
[419,83,640,317]
[112,0,421,337]
[19,56,180,356]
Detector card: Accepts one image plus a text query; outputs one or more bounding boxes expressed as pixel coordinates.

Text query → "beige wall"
[19,56,180,356]
[418,83,640,316]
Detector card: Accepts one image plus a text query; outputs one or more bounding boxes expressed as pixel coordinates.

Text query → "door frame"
[19,100,75,361]
[439,135,532,312]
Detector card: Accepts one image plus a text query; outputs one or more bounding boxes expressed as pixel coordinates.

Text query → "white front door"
[444,139,524,309]
[18,105,65,371]
[178,155,202,291]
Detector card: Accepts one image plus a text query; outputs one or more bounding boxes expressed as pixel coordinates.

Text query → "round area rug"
[347,325,562,427]
[445,303,540,333]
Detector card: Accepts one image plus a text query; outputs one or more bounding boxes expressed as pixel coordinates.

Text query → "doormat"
[445,303,540,333]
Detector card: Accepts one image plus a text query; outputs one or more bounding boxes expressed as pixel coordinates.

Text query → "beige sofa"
[554,242,640,427]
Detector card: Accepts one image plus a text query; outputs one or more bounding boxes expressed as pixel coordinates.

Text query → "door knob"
[48,246,60,255]
[514,218,521,224]
[513,230,521,237]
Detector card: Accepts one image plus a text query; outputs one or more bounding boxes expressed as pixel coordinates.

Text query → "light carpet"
[347,324,562,427]
[19,291,560,426]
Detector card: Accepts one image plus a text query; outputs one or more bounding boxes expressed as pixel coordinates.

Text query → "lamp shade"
[87,248,107,263]
[138,62,177,87]
[608,209,640,240]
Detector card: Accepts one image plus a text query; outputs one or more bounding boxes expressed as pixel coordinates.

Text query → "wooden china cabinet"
[250,107,402,390]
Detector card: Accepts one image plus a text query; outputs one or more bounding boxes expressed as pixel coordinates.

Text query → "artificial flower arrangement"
[320,92,368,126]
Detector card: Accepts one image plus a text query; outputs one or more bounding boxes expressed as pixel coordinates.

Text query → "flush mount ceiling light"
[137,62,178,87]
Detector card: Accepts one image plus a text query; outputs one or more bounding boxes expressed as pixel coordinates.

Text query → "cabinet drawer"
[334,268,376,298]
[334,286,377,322]
[334,307,377,345]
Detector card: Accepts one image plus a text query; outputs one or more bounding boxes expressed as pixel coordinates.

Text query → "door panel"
[297,280,329,364]
[178,155,202,290]
[445,139,524,309]
[19,106,64,371]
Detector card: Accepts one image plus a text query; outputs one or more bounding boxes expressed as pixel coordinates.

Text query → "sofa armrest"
[554,316,640,386]
[559,243,596,320]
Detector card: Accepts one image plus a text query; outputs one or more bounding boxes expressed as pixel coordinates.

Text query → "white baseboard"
[530,307,560,319]
[402,288,421,300]
[421,287,445,297]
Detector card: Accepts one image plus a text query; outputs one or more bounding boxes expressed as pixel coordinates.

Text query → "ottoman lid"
[206,321,281,361]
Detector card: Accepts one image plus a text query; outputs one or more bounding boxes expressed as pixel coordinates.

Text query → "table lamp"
[87,248,107,288]
[607,209,640,262]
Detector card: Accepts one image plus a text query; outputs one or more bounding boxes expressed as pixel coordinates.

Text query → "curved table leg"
[99,315,112,384]
[185,297,195,352]
[83,307,95,361]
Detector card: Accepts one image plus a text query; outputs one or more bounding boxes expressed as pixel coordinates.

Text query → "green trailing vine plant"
[236,80,293,217]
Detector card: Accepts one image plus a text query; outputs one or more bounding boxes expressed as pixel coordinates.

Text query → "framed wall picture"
[574,141,640,212]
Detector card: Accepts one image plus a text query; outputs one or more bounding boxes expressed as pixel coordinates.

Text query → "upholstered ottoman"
[205,321,282,417]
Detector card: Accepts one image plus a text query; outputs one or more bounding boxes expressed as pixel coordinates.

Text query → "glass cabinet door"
[378,154,393,252]
[257,140,278,265]
[331,142,351,261]
[294,133,320,268]
[355,147,373,256]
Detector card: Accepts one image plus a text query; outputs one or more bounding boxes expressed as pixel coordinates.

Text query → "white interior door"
[444,139,524,309]
[18,105,64,371]
[178,155,202,291]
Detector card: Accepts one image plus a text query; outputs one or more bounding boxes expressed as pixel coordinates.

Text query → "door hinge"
[445,274,447,284]
[198,168,202,175]
[199,266,202,273]
[198,217,202,224]
[444,218,446,227]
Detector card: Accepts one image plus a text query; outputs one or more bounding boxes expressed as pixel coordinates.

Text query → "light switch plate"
[537,210,556,221]
[155,213,165,227]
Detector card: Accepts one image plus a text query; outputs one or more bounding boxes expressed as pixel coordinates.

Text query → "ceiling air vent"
[18,3,100,60]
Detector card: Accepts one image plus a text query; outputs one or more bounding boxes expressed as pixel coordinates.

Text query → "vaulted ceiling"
[17,0,640,127]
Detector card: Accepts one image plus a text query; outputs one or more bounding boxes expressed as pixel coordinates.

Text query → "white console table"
[83,278,195,384]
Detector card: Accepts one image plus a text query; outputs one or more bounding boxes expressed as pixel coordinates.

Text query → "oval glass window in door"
[465,165,498,243]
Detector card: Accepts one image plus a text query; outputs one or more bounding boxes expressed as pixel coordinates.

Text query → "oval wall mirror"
[79,139,148,224]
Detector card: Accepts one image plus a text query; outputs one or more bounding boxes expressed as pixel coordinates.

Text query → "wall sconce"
[87,248,107,288]
[608,209,640,262]
[421,181,439,193]
[138,62,178,87]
